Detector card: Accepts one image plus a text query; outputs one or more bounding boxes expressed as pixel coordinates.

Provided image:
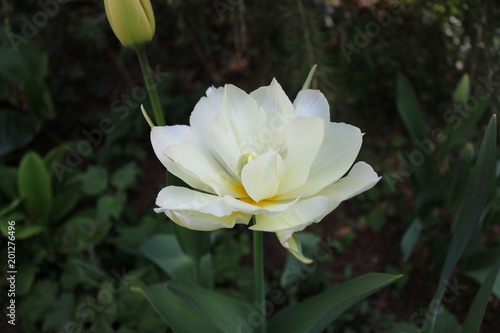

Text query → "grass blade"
[427,115,497,333]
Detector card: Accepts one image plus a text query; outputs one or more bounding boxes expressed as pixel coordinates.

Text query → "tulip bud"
[104,0,156,50]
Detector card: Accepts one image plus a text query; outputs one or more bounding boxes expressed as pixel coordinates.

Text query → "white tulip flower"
[151,79,380,263]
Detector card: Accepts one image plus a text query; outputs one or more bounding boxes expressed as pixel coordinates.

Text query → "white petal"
[151,126,212,192]
[250,78,295,132]
[154,186,252,231]
[189,87,244,179]
[316,161,381,220]
[293,89,330,120]
[278,117,325,194]
[163,209,251,231]
[151,125,196,167]
[189,86,225,145]
[208,124,242,178]
[241,151,285,202]
[276,231,313,264]
[165,141,242,197]
[218,84,267,149]
[208,85,269,175]
[281,122,363,199]
[154,186,235,217]
[249,196,328,232]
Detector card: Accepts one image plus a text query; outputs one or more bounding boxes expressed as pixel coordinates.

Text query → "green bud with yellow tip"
[104,0,156,51]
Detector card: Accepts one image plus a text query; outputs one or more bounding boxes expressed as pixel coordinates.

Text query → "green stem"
[253,219,266,333]
[136,47,165,126]
[136,49,208,287]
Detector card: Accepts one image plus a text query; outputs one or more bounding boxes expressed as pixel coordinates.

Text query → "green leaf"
[268,273,402,333]
[66,258,107,288]
[16,224,44,239]
[50,188,81,222]
[111,215,160,253]
[0,166,18,199]
[173,223,211,263]
[389,323,420,333]
[140,234,196,283]
[79,166,108,196]
[133,283,220,333]
[18,151,52,222]
[396,73,432,183]
[396,73,427,143]
[461,259,500,333]
[43,142,72,171]
[427,115,497,333]
[21,76,55,119]
[58,216,111,253]
[0,211,25,236]
[111,161,141,191]
[401,218,422,262]
[17,43,49,79]
[0,45,36,83]
[42,293,74,332]
[97,192,126,221]
[429,308,462,332]
[0,197,22,218]
[440,93,491,156]
[16,263,36,296]
[453,74,470,104]
[301,64,317,90]
[199,254,214,290]
[17,279,58,329]
[0,109,41,156]
[167,278,256,332]
[461,248,500,298]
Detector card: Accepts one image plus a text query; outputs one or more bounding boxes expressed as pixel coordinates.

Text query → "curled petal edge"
[276,231,313,264]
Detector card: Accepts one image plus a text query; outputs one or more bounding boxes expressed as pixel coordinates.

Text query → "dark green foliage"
[0,0,499,332]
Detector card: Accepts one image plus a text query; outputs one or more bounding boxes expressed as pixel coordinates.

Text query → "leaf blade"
[460,259,500,333]
[268,273,401,333]
[18,151,52,222]
[427,115,497,332]
[396,73,427,143]
[167,278,256,332]
[133,283,220,333]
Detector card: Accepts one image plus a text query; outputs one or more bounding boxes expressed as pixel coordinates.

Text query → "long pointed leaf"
[453,74,470,104]
[460,259,500,333]
[461,249,500,298]
[401,218,422,262]
[132,283,220,333]
[439,93,491,156]
[396,73,427,143]
[167,278,256,332]
[301,64,318,90]
[268,273,401,333]
[396,73,431,183]
[427,115,497,333]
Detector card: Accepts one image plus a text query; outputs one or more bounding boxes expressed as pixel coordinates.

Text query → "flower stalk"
[253,217,266,333]
[136,47,165,126]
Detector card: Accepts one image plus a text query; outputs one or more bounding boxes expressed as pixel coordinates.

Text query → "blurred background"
[0,0,499,332]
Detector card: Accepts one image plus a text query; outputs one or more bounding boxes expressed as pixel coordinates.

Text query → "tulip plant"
[103,1,402,332]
